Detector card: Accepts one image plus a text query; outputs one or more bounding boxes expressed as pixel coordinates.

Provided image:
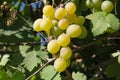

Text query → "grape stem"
[25,58,55,80]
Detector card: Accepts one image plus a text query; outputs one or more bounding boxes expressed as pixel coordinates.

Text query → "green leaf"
[0,54,10,66]
[111,50,120,57]
[72,72,87,80]
[118,55,120,64]
[19,45,31,57]
[86,12,119,36]
[10,71,25,80]
[105,63,120,80]
[40,65,61,80]
[36,51,48,61]
[0,70,9,80]
[22,51,42,71]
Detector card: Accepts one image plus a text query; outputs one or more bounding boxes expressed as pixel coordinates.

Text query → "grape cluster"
[86,0,114,13]
[33,2,87,72]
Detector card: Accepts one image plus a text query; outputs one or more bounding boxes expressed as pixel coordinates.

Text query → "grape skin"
[58,18,69,30]
[57,33,70,47]
[65,2,76,14]
[60,47,72,59]
[55,7,66,20]
[33,18,42,32]
[66,24,81,38]
[54,58,67,72]
[101,1,113,13]
[47,40,60,54]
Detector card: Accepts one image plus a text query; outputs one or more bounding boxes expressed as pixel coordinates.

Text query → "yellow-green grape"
[65,2,76,14]
[92,0,102,8]
[78,26,87,39]
[43,5,54,18]
[40,18,53,31]
[66,59,70,67]
[66,24,81,38]
[52,26,63,37]
[55,7,66,20]
[42,14,54,20]
[86,0,93,8]
[60,47,72,59]
[33,18,42,32]
[101,1,113,13]
[57,33,70,47]
[47,40,60,54]
[54,57,67,72]
[66,13,77,24]
[52,19,58,26]
[75,16,85,26]
[58,18,69,30]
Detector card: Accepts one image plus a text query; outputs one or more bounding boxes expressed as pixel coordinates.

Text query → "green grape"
[57,33,70,47]
[40,18,53,31]
[92,0,102,8]
[66,24,81,38]
[60,47,72,59]
[78,26,87,39]
[74,16,85,26]
[101,1,113,13]
[65,2,76,14]
[33,18,42,32]
[52,19,58,26]
[47,40,60,54]
[66,59,70,67]
[86,0,93,8]
[58,18,69,30]
[43,5,54,18]
[51,26,63,37]
[66,13,77,24]
[55,7,66,20]
[54,57,67,72]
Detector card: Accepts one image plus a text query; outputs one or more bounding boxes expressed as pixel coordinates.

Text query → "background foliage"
[0,0,120,80]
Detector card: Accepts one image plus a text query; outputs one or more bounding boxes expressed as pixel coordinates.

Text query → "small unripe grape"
[40,18,52,31]
[52,19,58,26]
[43,5,54,18]
[51,26,63,37]
[86,0,93,8]
[101,1,113,13]
[60,47,72,59]
[78,26,87,39]
[58,18,69,30]
[47,40,60,54]
[74,16,85,26]
[92,0,102,8]
[55,7,66,20]
[65,2,76,14]
[54,58,67,72]
[33,18,42,32]
[57,33,70,47]
[66,59,70,67]
[66,24,81,38]
[66,13,77,24]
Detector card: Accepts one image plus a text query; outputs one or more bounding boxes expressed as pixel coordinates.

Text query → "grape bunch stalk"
[33,1,88,72]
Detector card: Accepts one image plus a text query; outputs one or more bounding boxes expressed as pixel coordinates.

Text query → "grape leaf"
[36,51,48,61]
[72,72,87,80]
[86,12,119,36]
[19,45,31,57]
[40,65,61,80]
[0,54,10,66]
[111,51,120,57]
[105,63,120,80]
[118,55,120,64]
[22,51,42,71]
[10,71,25,80]
[0,70,9,80]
